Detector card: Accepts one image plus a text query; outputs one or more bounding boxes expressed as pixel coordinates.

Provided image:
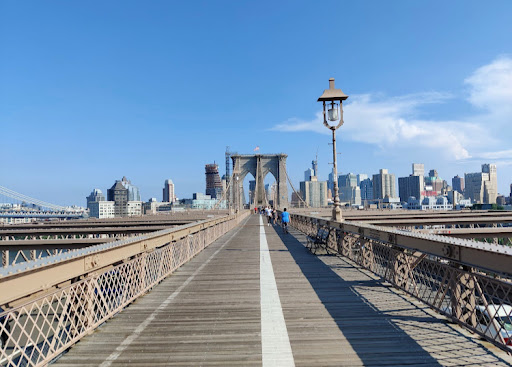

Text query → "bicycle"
[282,221,289,234]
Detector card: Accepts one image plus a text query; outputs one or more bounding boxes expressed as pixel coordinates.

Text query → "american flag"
[253,146,260,151]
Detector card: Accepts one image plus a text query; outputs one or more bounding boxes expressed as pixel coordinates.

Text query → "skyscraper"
[452,175,464,194]
[338,173,361,205]
[304,159,317,182]
[108,180,129,217]
[163,179,176,203]
[360,178,373,201]
[327,169,335,192]
[425,169,443,195]
[482,164,497,203]
[107,177,142,217]
[412,163,425,177]
[304,168,315,182]
[86,189,105,207]
[357,174,368,185]
[398,175,423,202]
[120,176,141,201]
[464,164,497,204]
[86,189,113,218]
[373,169,397,199]
[311,159,318,178]
[300,178,328,208]
[205,163,223,199]
[398,164,425,202]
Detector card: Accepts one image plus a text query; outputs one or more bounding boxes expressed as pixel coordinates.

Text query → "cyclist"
[281,208,290,234]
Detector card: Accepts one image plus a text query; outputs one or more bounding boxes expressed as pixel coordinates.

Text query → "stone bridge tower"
[230,154,289,210]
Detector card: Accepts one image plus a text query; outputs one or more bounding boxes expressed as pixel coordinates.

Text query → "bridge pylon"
[231,154,288,210]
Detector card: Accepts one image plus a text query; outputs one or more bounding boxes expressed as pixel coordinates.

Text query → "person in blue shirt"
[281,208,290,234]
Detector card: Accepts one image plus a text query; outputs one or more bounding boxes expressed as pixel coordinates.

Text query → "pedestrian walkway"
[53,215,512,366]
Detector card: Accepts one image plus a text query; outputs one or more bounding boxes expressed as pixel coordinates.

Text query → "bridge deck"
[53,215,512,366]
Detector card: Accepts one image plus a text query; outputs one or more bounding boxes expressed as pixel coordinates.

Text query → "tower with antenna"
[225,146,231,181]
[312,147,319,177]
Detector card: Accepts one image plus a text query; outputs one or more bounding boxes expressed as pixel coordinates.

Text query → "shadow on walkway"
[273,226,511,366]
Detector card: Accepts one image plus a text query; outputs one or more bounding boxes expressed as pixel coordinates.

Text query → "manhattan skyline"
[1,1,511,206]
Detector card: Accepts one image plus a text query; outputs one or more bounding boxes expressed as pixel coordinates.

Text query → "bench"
[306,228,331,255]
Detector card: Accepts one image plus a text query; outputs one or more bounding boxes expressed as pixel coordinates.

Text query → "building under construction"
[205,163,223,199]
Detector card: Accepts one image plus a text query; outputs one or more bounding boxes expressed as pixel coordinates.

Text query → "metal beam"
[0,214,236,306]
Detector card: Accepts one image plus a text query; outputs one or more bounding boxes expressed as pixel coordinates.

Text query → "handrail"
[0,214,240,307]
[291,213,512,276]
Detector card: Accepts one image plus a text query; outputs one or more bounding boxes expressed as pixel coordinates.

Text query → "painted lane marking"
[99,221,247,367]
[259,215,295,366]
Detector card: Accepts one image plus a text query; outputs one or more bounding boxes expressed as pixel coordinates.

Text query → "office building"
[398,165,425,202]
[304,168,315,182]
[360,178,373,201]
[327,169,335,192]
[108,180,129,217]
[205,163,223,199]
[86,189,105,208]
[183,193,226,209]
[163,179,176,203]
[117,176,141,201]
[452,175,464,194]
[424,170,443,195]
[248,180,256,205]
[291,191,303,207]
[88,201,115,219]
[126,201,142,216]
[107,177,142,217]
[465,164,497,204]
[373,169,397,200]
[338,173,361,205]
[300,177,328,208]
[412,163,425,177]
[357,174,368,185]
[398,175,424,202]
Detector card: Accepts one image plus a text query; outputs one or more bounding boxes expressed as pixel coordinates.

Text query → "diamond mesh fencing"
[0,212,249,367]
[291,214,512,352]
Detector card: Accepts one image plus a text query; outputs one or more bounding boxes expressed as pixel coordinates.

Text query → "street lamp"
[318,78,348,222]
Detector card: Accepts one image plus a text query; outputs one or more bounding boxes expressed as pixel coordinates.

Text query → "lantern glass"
[328,103,339,121]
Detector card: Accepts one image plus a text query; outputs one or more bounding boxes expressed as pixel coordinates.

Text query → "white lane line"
[99,221,246,367]
[259,215,295,367]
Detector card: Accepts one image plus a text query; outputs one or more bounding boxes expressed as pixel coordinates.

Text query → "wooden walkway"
[53,215,512,366]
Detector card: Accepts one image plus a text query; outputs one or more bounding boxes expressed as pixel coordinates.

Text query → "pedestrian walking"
[281,208,290,234]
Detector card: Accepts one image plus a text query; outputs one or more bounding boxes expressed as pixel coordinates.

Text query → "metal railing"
[290,213,512,352]
[0,211,249,367]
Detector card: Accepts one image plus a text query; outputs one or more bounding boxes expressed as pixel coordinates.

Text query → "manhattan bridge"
[1,157,512,366]
[0,185,86,223]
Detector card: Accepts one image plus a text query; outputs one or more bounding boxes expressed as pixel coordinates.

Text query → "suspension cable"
[0,185,68,211]
[284,169,309,208]
[213,170,236,210]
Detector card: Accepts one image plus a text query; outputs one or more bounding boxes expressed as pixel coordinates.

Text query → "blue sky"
[1,1,512,206]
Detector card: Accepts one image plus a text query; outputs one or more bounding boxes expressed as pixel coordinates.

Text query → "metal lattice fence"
[0,212,249,367]
[291,214,512,352]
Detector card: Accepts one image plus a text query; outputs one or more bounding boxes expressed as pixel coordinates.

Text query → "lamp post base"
[332,205,342,222]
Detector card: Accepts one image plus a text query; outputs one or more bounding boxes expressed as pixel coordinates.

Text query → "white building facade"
[89,201,115,219]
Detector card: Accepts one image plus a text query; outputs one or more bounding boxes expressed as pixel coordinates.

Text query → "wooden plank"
[53,215,512,366]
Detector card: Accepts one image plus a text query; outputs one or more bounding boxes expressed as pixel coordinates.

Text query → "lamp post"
[318,78,348,222]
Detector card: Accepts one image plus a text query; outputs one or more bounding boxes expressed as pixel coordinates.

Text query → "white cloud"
[465,56,512,117]
[474,149,512,160]
[272,93,477,160]
[271,56,512,162]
